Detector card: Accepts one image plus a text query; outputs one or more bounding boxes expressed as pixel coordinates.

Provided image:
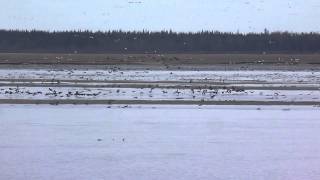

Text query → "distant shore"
[1,53,320,70]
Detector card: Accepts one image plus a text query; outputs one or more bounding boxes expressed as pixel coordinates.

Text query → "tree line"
[0,29,320,53]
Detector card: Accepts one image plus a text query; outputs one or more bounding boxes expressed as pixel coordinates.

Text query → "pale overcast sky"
[1,0,320,32]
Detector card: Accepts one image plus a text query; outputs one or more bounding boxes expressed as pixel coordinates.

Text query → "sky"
[1,0,320,32]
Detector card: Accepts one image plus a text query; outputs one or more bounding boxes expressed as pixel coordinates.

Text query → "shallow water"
[1,105,320,180]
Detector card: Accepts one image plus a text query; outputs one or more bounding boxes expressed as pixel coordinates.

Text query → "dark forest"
[1,29,320,53]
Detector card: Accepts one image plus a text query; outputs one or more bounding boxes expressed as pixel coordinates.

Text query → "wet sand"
[1,53,320,105]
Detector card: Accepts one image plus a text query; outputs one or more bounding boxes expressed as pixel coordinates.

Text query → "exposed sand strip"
[1,99,320,106]
[1,82,319,90]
